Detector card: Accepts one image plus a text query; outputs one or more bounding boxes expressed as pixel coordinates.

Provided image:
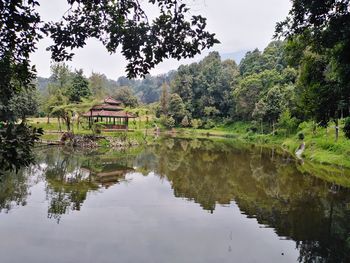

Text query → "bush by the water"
[161,116,175,129]
[298,132,305,140]
[343,117,350,139]
[181,116,189,127]
[92,123,103,134]
[191,119,202,129]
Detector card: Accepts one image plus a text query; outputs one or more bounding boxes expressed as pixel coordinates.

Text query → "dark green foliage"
[161,116,175,129]
[113,87,138,107]
[160,83,169,116]
[343,118,350,139]
[0,123,43,173]
[67,70,91,102]
[278,110,299,135]
[296,51,340,125]
[298,132,305,141]
[135,75,161,104]
[171,52,239,121]
[9,89,39,121]
[239,41,286,76]
[168,93,186,124]
[45,0,218,78]
[276,0,350,125]
[92,123,102,135]
[0,1,41,122]
[239,49,264,76]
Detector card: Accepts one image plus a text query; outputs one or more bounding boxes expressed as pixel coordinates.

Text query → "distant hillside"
[35,71,176,104]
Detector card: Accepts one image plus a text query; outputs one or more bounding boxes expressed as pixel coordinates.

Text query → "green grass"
[30,117,350,170]
[174,120,350,169]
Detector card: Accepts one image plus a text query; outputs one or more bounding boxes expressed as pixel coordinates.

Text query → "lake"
[1,138,350,263]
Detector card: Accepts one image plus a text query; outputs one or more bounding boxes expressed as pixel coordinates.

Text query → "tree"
[67,70,91,103]
[276,0,350,130]
[233,74,263,120]
[263,86,286,133]
[136,75,161,104]
[0,124,42,173]
[89,72,108,99]
[171,52,239,121]
[239,49,264,76]
[252,100,267,134]
[160,83,169,115]
[0,1,40,122]
[278,110,298,136]
[168,93,186,124]
[113,87,138,108]
[9,89,39,122]
[181,116,190,127]
[164,116,175,129]
[49,63,71,89]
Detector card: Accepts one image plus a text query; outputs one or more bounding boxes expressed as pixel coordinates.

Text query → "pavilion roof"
[82,110,136,118]
[92,103,123,111]
[103,97,122,105]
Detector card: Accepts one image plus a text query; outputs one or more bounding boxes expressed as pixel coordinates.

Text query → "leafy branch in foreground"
[45,0,219,78]
[0,123,43,174]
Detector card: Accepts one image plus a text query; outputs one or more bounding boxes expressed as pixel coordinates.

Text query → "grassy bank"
[176,120,350,169]
[28,118,154,146]
[28,117,350,169]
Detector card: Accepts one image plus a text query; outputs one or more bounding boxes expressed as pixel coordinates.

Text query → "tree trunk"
[58,117,62,132]
[77,116,80,130]
[261,120,263,134]
[335,119,339,142]
[47,114,50,124]
[67,118,71,131]
[272,120,275,135]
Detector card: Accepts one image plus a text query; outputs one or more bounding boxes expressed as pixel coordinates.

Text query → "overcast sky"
[31,0,291,80]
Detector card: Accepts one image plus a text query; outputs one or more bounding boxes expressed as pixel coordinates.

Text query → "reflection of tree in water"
[0,170,30,212]
[40,147,136,223]
[141,138,350,262]
[41,148,98,223]
[0,163,44,213]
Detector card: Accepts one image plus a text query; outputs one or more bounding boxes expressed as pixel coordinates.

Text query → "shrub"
[249,126,258,133]
[181,116,190,127]
[343,117,350,139]
[278,110,298,134]
[204,119,215,129]
[164,116,175,129]
[92,123,103,134]
[191,119,202,129]
[298,132,305,140]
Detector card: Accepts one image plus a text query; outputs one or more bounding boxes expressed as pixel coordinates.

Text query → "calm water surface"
[1,138,350,263]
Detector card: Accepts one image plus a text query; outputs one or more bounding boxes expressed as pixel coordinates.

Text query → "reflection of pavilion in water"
[93,163,133,189]
[83,160,134,189]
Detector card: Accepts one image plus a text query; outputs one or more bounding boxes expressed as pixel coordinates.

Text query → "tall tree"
[67,70,91,103]
[168,93,186,124]
[113,87,138,108]
[276,0,350,126]
[160,83,170,115]
[89,72,108,99]
[9,89,39,122]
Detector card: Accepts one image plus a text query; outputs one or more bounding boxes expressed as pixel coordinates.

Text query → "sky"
[31,0,291,80]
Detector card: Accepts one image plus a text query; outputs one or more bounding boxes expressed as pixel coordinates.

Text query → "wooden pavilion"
[83,97,136,130]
